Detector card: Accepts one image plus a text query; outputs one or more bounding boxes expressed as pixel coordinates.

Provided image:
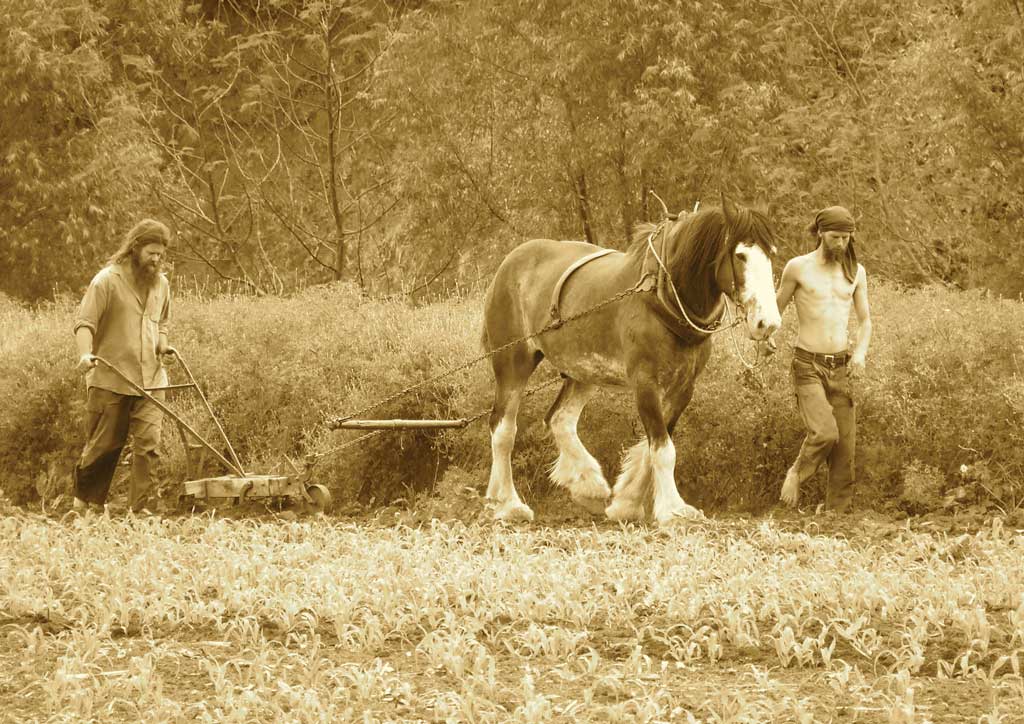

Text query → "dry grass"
[2,505,1023,722]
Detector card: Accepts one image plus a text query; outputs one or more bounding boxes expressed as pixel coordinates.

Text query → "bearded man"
[72,219,176,514]
[774,206,872,513]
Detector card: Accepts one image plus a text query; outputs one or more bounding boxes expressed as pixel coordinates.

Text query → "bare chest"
[797,267,855,308]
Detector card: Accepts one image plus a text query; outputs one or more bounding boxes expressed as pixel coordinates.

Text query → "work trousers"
[790,352,856,512]
[73,387,164,511]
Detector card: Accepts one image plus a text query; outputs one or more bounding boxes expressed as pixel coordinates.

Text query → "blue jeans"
[790,350,856,511]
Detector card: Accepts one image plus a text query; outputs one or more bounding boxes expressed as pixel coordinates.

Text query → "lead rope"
[724,299,760,371]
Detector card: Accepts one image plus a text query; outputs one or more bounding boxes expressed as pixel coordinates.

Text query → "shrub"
[898,459,945,513]
[1,280,1022,515]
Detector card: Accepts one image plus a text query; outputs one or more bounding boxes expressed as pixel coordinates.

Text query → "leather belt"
[794,347,848,367]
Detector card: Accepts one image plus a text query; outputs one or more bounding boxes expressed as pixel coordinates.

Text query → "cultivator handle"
[92,356,247,478]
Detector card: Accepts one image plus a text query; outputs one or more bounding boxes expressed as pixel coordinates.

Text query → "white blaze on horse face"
[736,242,781,340]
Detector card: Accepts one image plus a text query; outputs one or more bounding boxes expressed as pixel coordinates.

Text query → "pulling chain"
[326,281,647,428]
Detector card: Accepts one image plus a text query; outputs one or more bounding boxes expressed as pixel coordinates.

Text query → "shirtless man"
[774,206,872,512]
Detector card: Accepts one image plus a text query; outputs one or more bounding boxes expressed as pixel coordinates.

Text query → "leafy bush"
[899,460,945,514]
[1,280,1022,515]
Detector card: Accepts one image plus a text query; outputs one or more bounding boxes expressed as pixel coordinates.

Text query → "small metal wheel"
[305,484,332,511]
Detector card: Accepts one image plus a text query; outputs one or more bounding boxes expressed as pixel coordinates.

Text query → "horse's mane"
[631,206,776,262]
[629,204,776,306]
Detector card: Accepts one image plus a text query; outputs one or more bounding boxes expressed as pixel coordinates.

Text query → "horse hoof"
[655,505,705,526]
[605,498,645,522]
[494,501,534,523]
[571,494,609,516]
[573,473,611,501]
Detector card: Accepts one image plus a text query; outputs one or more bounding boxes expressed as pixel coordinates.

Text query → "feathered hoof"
[605,497,645,522]
[551,456,610,499]
[655,504,706,526]
[571,493,610,516]
[493,500,534,523]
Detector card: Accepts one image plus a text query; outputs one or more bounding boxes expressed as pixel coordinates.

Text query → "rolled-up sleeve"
[74,273,108,335]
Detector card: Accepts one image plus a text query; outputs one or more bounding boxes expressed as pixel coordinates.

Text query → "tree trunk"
[572,169,595,245]
[614,128,633,243]
[325,55,346,281]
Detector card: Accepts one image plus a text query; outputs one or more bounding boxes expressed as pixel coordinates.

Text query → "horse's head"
[714,196,781,341]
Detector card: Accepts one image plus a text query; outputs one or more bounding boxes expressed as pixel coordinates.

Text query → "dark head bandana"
[812,206,856,234]
[808,206,857,283]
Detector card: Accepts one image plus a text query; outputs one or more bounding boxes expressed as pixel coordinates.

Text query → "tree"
[146,0,399,294]
[0,0,164,301]
[377,0,800,292]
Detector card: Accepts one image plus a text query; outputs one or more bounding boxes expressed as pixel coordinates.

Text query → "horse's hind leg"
[486,343,540,522]
[545,378,610,514]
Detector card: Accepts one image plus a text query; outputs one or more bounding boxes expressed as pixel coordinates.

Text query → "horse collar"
[643,222,728,340]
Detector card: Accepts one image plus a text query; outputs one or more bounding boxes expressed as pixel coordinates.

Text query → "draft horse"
[480,197,781,525]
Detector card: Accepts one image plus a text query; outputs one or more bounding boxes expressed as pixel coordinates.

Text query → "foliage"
[377,0,1024,297]
[2,1,1023,302]
[0,282,484,506]
[0,0,166,300]
[144,0,399,294]
[899,459,945,514]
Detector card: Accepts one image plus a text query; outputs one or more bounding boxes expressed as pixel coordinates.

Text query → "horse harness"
[548,248,619,325]
[547,217,743,341]
[643,218,742,339]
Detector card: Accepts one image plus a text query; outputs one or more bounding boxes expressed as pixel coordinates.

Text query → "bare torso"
[776,247,871,361]
[791,256,857,352]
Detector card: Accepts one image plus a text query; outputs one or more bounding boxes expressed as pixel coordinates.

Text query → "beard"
[131,252,161,290]
[822,243,845,264]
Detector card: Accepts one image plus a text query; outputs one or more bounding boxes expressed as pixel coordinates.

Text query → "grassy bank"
[1,281,1022,515]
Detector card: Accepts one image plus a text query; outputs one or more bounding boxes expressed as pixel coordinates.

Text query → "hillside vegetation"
[1,0,1022,301]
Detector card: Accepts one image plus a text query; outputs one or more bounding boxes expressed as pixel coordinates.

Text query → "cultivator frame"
[95,356,331,512]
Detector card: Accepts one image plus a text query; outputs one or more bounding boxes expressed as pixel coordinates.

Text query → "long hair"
[809,229,858,284]
[807,207,857,283]
[107,219,171,266]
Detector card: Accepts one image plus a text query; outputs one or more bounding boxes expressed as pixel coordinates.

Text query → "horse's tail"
[480,276,497,352]
[480,324,490,353]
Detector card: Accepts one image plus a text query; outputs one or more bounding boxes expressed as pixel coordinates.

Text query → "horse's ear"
[753,190,771,217]
[720,192,738,223]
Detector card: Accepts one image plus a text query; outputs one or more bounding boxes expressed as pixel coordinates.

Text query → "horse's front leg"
[608,380,704,525]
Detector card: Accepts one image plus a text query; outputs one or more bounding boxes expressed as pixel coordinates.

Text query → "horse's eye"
[735,250,747,261]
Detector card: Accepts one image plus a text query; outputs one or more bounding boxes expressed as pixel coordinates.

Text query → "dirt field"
[2,493,1023,723]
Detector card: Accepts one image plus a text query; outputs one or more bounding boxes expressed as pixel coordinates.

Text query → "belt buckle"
[822,353,836,367]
